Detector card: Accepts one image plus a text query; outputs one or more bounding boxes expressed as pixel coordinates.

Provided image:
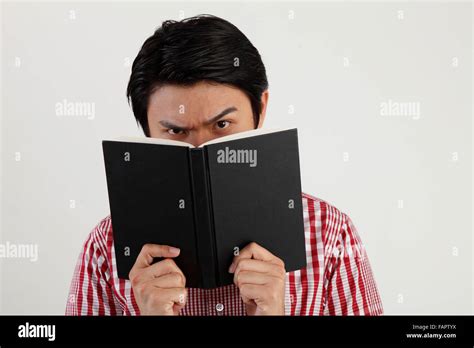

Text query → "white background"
[0,0,472,314]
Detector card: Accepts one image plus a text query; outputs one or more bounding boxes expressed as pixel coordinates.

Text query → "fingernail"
[228,262,235,273]
[169,246,180,254]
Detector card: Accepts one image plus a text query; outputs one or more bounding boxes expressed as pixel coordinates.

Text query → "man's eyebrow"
[158,106,238,129]
[158,120,187,129]
[204,106,238,125]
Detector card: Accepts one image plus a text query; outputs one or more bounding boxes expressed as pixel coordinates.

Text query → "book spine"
[189,148,218,289]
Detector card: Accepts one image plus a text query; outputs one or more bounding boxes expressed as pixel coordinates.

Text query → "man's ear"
[257,90,269,128]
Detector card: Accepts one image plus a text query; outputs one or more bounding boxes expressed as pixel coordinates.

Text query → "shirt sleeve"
[65,220,123,315]
[324,213,384,316]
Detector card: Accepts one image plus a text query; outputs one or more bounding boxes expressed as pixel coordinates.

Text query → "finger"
[237,242,275,262]
[130,244,180,275]
[234,270,281,287]
[229,242,284,272]
[135,244,180,269]
[133,258,184,284]
[230,258,285,278]
[146,271,186,289]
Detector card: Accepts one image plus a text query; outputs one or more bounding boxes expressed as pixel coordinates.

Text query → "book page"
[108,136,194,148]
[106,128,292,148]
[198,128,289,147]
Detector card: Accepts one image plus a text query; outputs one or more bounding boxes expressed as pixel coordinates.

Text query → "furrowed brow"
[204,106,238,125]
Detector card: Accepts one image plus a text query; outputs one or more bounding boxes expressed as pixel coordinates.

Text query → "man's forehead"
[150,82,236,100]
[148,83,243,118]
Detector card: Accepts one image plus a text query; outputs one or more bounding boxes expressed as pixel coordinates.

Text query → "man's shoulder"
[301,192,352,244]
[88,214,114,247]
[95,214,113,233]
[301,192,348,221]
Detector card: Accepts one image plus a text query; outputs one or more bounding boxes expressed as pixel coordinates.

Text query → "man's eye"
[216,120,230,129]
[167,128,184,135]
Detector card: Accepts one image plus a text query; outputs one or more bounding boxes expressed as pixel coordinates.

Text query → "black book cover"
[102,128,306,289]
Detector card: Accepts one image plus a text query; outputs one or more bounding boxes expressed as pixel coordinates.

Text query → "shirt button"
[216,303,224,312]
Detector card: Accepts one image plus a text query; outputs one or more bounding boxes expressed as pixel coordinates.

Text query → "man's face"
[147,81,268,147]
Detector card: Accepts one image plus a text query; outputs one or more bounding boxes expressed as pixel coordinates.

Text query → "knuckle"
[234,271,243,286]
[274,276,285,290]
[173,272,185,286]
[141,244,152,253]
[236,259,248,272]
[162,258,174,267]
[239,284,248,293]
[278,276,286,286]
[277,257,285,268]
[128,269,136,282]
[272,263,285,276]
[129,273,140,288]
[135,283,147,297]
[180,289,188,302]
[182,288,188,301]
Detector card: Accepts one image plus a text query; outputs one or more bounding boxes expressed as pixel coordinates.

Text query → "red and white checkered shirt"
[65,193,383,316]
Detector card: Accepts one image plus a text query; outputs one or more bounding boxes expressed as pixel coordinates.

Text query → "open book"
[102,128,306,289]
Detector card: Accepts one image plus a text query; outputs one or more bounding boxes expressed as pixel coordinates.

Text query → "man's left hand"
[229,242,286,315]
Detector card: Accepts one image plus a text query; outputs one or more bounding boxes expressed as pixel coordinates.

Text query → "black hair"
[126,14,269,136]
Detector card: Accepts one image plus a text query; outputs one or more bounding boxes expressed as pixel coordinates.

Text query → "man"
[66,14,383,316]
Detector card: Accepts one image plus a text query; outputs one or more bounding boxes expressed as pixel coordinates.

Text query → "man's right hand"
[129,244,187,315]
